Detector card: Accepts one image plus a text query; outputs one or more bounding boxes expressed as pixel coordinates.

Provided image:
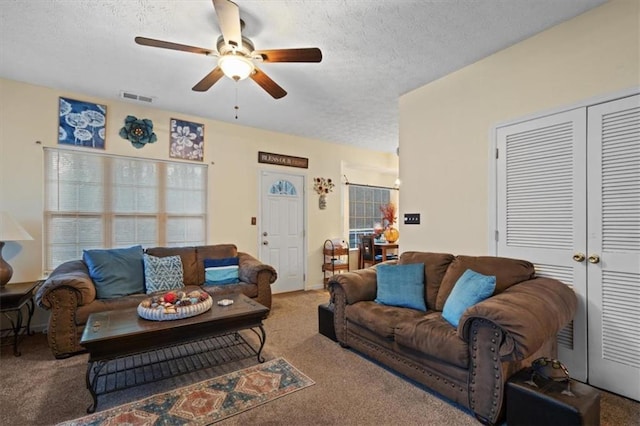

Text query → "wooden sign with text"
[258,151,309,169]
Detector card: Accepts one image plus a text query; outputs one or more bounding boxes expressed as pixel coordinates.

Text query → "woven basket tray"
[137,295,213,321]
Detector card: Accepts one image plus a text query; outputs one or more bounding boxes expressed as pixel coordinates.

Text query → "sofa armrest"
[35,260,96,310]
[328,266,386,345]
[237,252,277,310]
[328,268,379,305]
[458,277,577,360]
[237,252,277,285]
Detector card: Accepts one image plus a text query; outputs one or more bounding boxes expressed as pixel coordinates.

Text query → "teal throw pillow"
[204,257,239,285]
[82,245,145,299]
[442,269,496,328]
[143,254,184,294]
[375,263,426,311]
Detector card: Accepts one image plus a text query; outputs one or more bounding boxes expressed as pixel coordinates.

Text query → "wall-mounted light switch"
[404,213,420,225]
[251,217,257,225]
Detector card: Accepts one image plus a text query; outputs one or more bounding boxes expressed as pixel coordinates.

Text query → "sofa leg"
[54,352,74,360]
[474,413,495,426]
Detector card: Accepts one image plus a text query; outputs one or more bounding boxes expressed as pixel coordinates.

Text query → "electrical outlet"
[404,213,420,225]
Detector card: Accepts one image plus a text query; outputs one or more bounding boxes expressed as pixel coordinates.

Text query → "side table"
[0,281,42,356]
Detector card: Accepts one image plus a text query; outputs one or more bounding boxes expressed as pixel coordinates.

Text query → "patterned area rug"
[59,358,314,426]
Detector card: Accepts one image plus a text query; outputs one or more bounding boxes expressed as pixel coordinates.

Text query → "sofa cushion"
[143,254,184,293]
[82,245,145,299]
[145,246,199,286]
[442,269,496,328]
[395,312,470,368]
[375,263,426,311]
[75,285,203,325]
[204,257,239,285]
[201,282,258,299]
[345,301,426,339]
[436,255,535,311]
[398,252,455,310]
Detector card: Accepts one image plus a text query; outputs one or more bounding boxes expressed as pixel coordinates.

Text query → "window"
[44,148,207,270]
[348,185,391,247]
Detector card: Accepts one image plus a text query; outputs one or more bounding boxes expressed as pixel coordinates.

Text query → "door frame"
[257,169,308,290]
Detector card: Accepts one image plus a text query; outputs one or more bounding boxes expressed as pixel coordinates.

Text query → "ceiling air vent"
[120,91,154,104]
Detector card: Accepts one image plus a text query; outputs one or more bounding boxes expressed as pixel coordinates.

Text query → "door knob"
[263,241,269,245]
[572,253,586,262]
[263,232,268,237]
[588,254,600,264]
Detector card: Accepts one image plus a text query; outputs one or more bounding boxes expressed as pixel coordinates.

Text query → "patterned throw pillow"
[143,254,184,294]
[204,257,239,285]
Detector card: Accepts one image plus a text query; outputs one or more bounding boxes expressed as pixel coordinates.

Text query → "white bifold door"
[496,94,639,401]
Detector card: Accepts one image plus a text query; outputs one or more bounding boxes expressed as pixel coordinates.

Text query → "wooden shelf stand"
[322,239,350,288]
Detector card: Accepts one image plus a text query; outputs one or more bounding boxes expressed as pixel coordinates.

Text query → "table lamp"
[0,211,33,287]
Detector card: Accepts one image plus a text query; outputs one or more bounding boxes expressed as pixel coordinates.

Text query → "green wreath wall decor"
[119,115,158,149]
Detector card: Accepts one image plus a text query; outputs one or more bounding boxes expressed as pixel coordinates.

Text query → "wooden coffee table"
[80,292,269,413]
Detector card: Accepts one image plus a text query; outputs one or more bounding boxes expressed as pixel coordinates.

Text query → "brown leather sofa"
[328,251,576,425]
[36,244,277,359]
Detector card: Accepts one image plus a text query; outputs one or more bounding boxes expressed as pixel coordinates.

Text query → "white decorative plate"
[137,296,213,321]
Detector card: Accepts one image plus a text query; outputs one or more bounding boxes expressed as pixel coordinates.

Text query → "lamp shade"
[0,211,33,241]
[218,54,255,81]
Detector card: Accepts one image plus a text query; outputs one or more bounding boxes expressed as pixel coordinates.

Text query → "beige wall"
[0,78,397,328]
[399,0,640,255]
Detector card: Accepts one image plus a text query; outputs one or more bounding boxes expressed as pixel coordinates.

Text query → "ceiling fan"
[134,0,322,99]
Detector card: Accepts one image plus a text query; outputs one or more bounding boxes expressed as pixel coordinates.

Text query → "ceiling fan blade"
[212,0,243,49]
[254,48,323,63]
[250,67,287,99]
[135,37,214,55]
[192,67,225,92]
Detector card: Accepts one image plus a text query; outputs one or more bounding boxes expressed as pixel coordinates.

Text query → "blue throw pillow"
[82,245,145,299]
[442,269,496,328]
[204,257,239,285]
[143,254,184,294]
[375,263,426,311]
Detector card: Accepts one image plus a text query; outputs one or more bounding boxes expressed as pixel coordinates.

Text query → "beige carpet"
[1,289,638,425]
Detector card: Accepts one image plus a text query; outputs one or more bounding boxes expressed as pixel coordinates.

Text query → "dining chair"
[359,234,378,269]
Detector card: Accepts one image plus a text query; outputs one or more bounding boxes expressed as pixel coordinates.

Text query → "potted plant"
[379,202,399,243]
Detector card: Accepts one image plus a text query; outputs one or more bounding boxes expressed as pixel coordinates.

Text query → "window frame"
[347,184,393,248]
[43,147,207,271]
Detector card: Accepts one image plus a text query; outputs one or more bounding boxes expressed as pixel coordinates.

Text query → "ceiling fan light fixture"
[218,54,254,81]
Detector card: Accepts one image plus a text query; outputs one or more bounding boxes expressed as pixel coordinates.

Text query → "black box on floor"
[506,368,600,426]
[318,303,337,342]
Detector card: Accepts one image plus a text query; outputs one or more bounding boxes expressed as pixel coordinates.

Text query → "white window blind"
[44,148,207,271]
[348,184,391,247]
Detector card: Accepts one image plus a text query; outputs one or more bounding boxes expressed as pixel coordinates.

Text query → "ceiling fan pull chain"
[234,83,240,120]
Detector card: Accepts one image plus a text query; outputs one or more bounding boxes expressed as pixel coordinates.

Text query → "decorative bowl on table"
[137,290,212,321]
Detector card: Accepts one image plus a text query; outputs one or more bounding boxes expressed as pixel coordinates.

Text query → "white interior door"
[586,95,640,401]
[259,171,305,294]
[496,108,588,381]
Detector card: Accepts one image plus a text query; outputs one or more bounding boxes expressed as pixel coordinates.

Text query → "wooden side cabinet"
[322,239,350,288]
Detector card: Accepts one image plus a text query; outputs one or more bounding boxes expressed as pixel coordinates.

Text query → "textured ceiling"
[0,0,605,153]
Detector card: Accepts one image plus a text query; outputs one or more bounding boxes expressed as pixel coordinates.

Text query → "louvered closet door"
[496,108,588,381]
[587,95,640,401]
